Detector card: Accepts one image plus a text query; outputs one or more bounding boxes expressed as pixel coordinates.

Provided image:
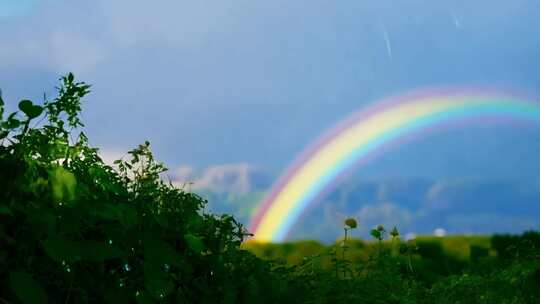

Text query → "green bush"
[0,75,277,303]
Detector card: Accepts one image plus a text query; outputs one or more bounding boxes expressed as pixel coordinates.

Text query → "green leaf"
[94,204,138,228]
[93,204,121,221]
[18,99,33,112]
[118,205,138,228]
[42,238,79,263]
[135,291,156,304]
[9,271,48,304]
[5,112,21,129]
[48,167,77,203]
[0,205,12,215]
[184,233,204,253]
[79,240,123,262]
[0,88,4,120]
[18,99,43,119]
[144,239,182,266]
[43,239,122,263]
[143,262,174,300]
[104,288,132,304]
[370,229,381,240]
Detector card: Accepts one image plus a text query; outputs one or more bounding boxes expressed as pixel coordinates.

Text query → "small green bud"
[344,218,357,229]
[390,226,399,238]
[376,224,385,232]
[370,229,382,240]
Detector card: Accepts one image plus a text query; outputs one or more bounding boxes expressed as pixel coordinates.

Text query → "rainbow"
[249,88,540,242]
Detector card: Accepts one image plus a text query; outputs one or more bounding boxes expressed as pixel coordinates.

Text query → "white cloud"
[97,148,126,166]
[170,163,269,194]
[433,228,447,237]
[173,165,195,181]
[425,178,480,210]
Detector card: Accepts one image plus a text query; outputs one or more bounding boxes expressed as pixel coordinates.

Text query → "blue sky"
[2,0,540,180]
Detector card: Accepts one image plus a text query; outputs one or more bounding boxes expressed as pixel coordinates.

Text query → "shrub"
[0,74,274,303]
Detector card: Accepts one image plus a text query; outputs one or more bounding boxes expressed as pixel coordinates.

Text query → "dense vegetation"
[244,231,540,300]
[1,75,539,303]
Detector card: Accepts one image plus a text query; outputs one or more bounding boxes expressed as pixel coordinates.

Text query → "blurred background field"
[243,235,492,265]
[243,231,539,285]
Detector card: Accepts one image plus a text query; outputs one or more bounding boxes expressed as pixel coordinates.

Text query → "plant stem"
[342,228,348,277]
[408,254,414,275]
[333,249,338,278]
[65,276,74,304]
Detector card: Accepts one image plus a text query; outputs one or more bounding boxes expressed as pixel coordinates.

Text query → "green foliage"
[0,75,276,303]
[1,75,539,303]
[245,230,540,303]
[344,218,357,229]
[9,271,48,304]
[492,230,540,262]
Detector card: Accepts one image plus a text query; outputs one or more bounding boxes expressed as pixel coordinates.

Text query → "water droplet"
[124,263,131,271]
[108,239,113,245]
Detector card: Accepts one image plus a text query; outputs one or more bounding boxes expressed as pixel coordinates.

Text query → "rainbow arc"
[249,88,540,242]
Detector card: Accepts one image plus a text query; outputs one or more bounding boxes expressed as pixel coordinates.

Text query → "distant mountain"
[169,164,270,225]
[292,177,540,242]
[169,165,540,242]
[170,163,271,194]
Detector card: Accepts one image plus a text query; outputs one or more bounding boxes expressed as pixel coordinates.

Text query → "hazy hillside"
[170,166,540,242]
[294,177,540,242]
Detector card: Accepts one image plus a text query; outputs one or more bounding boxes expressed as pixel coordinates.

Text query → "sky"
[2,0,540,182]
